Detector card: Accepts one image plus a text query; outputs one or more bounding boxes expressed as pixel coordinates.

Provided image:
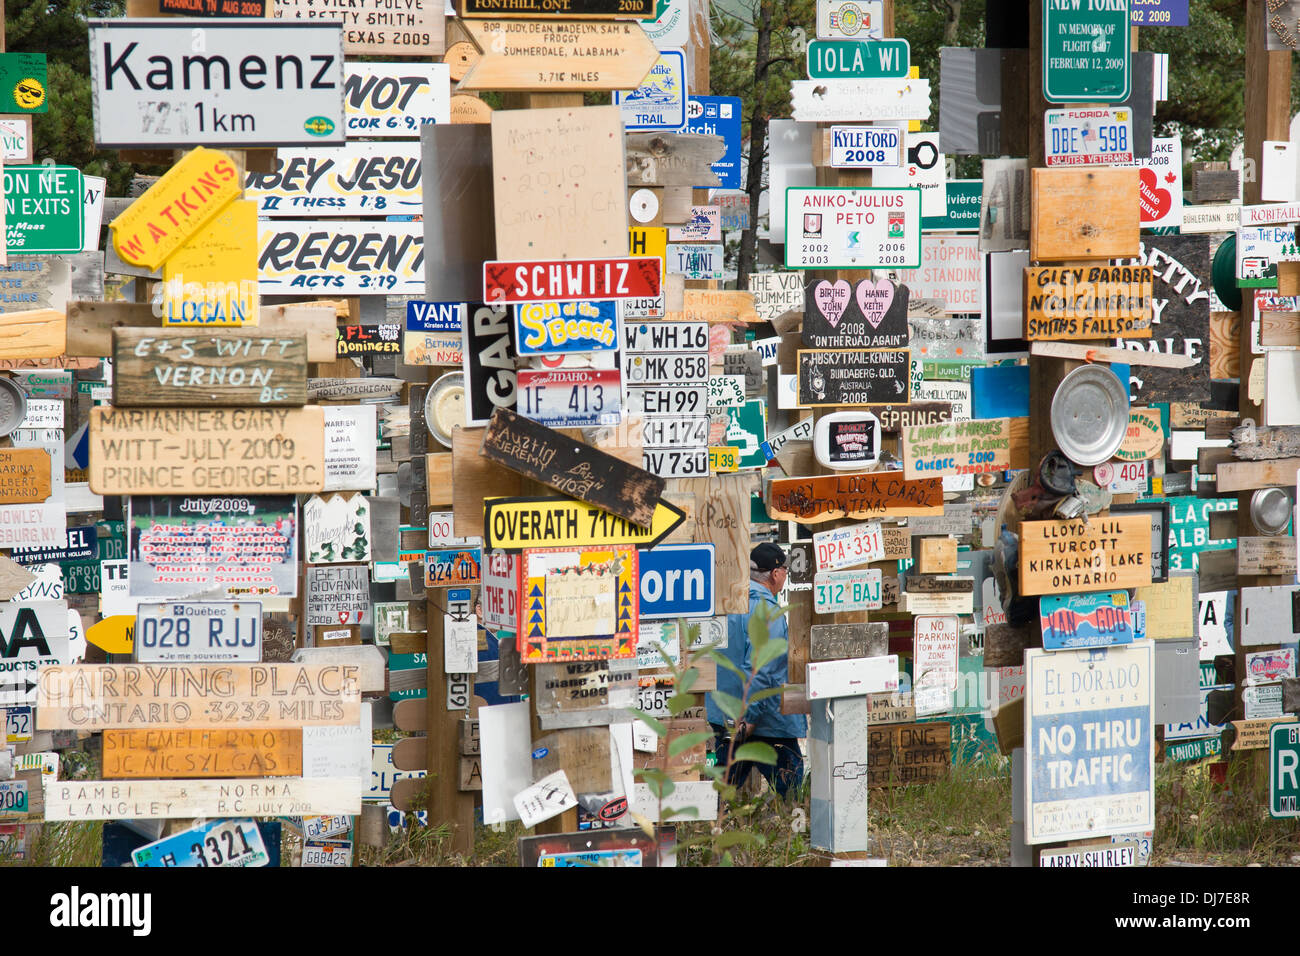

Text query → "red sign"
[483,257,662,304]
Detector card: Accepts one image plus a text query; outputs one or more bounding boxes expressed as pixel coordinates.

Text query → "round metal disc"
[0,377,27,438]
[1250,487,1292,535]
[425,372,465,449]
[1050,364,1130,466]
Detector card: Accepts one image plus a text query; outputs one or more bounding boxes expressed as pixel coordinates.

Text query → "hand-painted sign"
[901,418,1022,480]
[259,222,423,295]
[103,729,302,778]
[483,257,662,304]
[88,20,347,147]
[1044,108,1133,166]
[483,496,685,551]
[785,187,921,269]
[245,144,421,217]
[1019,515,1152,595]
[637,544,714,619]
[303,565,370,627]
[1039,592,1134,650]
[765,472,942,522]
[514,301,619,355]
[797,348,911,406]
[0,53,47,113]
[1042,0,1132,104]
[461,0,654,16]
[806,39,909,79]
[134,601,262,664]
[111,329,307,407]
[343,63,449,137]
[6,165,84,254]
[273,0,444,56]
[462,303,515,426]
[1024,265,1152,339]
[518,546,639,662]
[1025,643,1153,844]
[614,50,686,131]
[459,20,659,91]
[43,777,360,820]
[159,199,260,326]
[803,277,909,348]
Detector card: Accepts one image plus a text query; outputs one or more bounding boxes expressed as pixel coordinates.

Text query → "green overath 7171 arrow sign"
[1042,0,1131,104]
[807,39,910,80]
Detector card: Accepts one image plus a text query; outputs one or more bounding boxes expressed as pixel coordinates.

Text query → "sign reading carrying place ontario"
[1042,0,1132,104]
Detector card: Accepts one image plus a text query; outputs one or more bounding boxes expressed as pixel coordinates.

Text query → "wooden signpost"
[458,21,659,91]
[764,472,942,523]
[43,777,361,820]
[102,729,304,779]
[1023,265,1153,339]
[111,330,308,407]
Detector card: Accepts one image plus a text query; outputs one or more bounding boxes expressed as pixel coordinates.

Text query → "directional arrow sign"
[806,39,910,79]
[0,676,38,707]
[459,20,660,92]
[483,496,685,551]
[790,78,931,123]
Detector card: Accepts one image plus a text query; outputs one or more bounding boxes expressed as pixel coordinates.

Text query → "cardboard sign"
[111,329,307,407]
[88,21,347,148]
[343,63,450,137]
[901,418,1022,481]
[258,222,423,295]
[517,546,639,661]
[274,0,445,56]
[483,257,661,304]
[111,148,241,270]
[802,278,909,348]
[492,106,628,261]
[459,20,659,91]
[483,496,685,551]
[765,472,942,523]
[481,407,664,527]
[245,143,421,217]
[89,406,325,495]
[797,349,911,406]
[36,662,362,730]
[1023,265,1152,339]
[1040,591,1134,650]
[6,165,83,254]
[1019,515,1153,596]
[43,777,360,820]
[784,187,921,269]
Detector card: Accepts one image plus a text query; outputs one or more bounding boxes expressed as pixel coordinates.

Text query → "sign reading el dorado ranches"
[1019,515,1152,595]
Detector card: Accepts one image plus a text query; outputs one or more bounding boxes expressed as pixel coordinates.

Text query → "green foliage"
[1148,3,1246,160]
[732,741,778,765]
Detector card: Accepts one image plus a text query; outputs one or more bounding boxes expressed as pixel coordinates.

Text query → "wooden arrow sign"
[458,20,659,92]
[625,132,726,188]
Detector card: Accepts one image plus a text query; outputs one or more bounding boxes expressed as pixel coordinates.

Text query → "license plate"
[1044,108,1134,166]
[643,415,709,447]
[5,706,33,742]
[637,676,674,717]
[132,819,269,868]
[626,385,707,415]
[814,568,883,613]
[302,839,353,866]
[424,548,482,587]
[1094,459,1147,494]
[303,814,351,840]
[620,295,664,319]
[624,321,709,352]
[642,448,709,477]
[709,446,739,472]
[539,848,643,866]
[516,368,622,426]
[134,601,262,664]
[0,780,28,815]
[624,352,709,385]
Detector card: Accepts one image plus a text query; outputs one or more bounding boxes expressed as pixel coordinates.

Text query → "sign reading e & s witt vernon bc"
[111,329,308,407]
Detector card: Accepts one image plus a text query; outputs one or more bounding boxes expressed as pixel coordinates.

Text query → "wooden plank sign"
[797,349,911,406]
[764,472,942,524]
[102,729,303,778]
[868,721,951,787]
[0,448,52,504]
[459,21,658,91]
[43,777,361,820]
[111,329,308,407]
[35,663,362,731]
[481,407,664,527]
[901,418,1026,481]
[0,309,65,360]
[491,106,628,261]
[274,0,446,56]
[88,406,326,495]
[460,0,654,18]
[1029,167,1140,261]
[1019,515,1153,596]
[1023,265,1153,339]
[111,147,242,271]
[483,495,684,550]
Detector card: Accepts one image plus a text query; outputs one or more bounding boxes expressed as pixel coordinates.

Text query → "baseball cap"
[750,542,787,572]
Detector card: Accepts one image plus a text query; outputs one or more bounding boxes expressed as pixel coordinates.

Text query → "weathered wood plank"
[112,329,308,406]
[1231,423,1300,460]
[43,777,361,820]
[1217,456,1300,491]
[1029,340,1196,368]
[0,309,65,359]
[102,729,304,778]
[1030,167,1140,261]
[625,132,725,187]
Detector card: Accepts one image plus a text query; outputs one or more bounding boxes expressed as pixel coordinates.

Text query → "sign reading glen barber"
[89,20,347,148]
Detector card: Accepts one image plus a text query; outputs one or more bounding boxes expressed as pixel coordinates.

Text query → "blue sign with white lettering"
[514,300,620,355]
[686,95,742,189]
[406,301,464,332]
[637,543,715,619]
[1130,0,1188,26]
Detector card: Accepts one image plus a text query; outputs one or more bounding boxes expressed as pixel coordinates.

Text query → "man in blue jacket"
[706,542,807,798]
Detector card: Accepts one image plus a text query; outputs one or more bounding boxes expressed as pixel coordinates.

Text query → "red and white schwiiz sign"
[483,257,662,304]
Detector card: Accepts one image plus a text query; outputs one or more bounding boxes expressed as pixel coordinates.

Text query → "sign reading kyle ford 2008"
[89,20,346,148]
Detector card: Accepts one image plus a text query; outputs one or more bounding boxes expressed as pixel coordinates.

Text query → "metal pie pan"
[425,371,465,449]
[0,376,27,438]
[1050,364,1130,467]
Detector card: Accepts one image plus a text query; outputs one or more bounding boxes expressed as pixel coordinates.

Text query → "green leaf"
[662,806,699,820]
[732,741,778,765]
[747,686,785,703]
[625,709,666,736]
[709,648,747,682]
[676,667,699,694]
[715,830,766,849]
[634,768,676,800]
[667,731,713,757]
[710,690,743,722]
[667,692,698,716]
[753,637,787,672]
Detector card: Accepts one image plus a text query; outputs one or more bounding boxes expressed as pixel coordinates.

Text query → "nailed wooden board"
[532,726,612,793]
[0,309,65,359]
[43,777,362,820]
[1210,312,1241,379]
[901,418,1027,481]
[1023,265,1152,338]
[1029,341,1196,368]
[1196,549,1239,594]
[1216,457,1300,492]
[89,405,326,495]
[35,663,362,730]
[671,289,759,323]
[491,105,628,261]
[0,448,52,504]
[868,722,951,788]
[810,622,888,662]
[112,329,308,407]
[662,473,758,615]
[1230,424,1300,460]
[0,553,35,601]
[1258,311,1300,348]
[275,0,445,56]
[481,407,664,527]
[290,645,387,692]
[102,729,304,779]
[459,20,659,92]
[625,132,726,188]
[392,736,426,772]
[393,698,428,733]
[453,425,524,538]
[1238,537,1298,576]
[1030,167,1140,261]
[1018,515,1153,595]
[764,473,943,523]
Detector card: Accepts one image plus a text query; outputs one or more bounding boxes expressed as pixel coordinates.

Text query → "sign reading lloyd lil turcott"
[1019,515,1152,595]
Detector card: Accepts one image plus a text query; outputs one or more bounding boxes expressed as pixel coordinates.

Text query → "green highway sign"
[5,165,85,255]
[922,179,982,232]
[807,39,909,80]
[1271,723,1300,817]
[1166,735,1220,763]
[1042,0,1131,104]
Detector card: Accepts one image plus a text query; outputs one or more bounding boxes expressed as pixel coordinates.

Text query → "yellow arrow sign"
[86,614,134,655]
[458,19,659,92]
[484,496,685,551]
[111,146,242,271]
